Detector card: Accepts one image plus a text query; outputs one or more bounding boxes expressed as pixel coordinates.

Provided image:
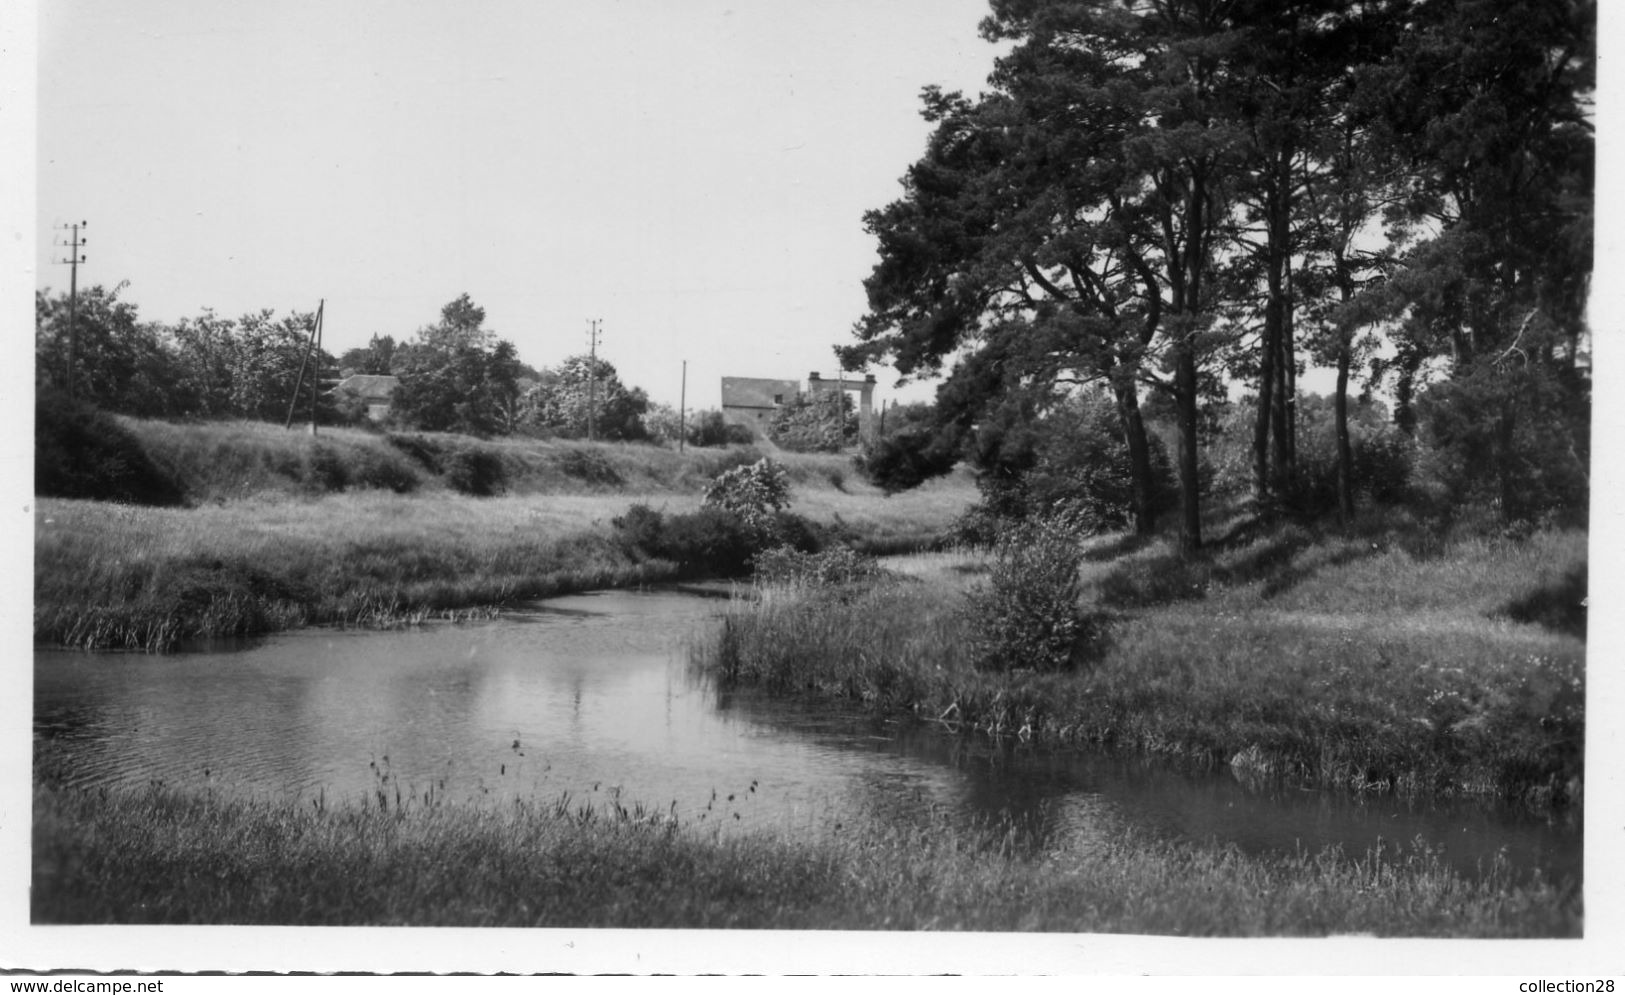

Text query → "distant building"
[720,372,877,443]
[331,374,400,421]
[720,377,800,439]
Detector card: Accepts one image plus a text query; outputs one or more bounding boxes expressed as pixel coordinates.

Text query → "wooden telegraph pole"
[679,359,687,453]
[55,221,88,400]
[285,300,326,434]
[586,319,602,441]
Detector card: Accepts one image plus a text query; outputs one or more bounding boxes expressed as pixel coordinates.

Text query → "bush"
[961,513,1095,672]
[303,443,350,492]
[691,446,765,480]
[346,446,420,494]
[855,429,960,494]
[610,503,667,555]
[34,391,185,506]
[648,506,760,576]
[687,410,754,448]
[384,433,445,472]
[1020,397,1178,529]
[946,503,1008,548]
[611,502,826,578]
[1411,363,1584,526]
[1273,428,1415,519]
[703,458,791,538]
[556,448,623,486]
[443,448,506,496]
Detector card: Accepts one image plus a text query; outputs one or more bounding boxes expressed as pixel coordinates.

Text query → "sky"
[32,0,1010,411]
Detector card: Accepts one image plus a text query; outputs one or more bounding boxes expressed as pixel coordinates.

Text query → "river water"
[33,585,1581,885]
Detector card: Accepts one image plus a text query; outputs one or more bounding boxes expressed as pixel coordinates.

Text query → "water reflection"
[34,586,1580,887]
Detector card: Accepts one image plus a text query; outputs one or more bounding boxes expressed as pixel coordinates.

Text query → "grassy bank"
[35,417,978,650]
[119,418,872,502]
[31,774,1577,935]
[701,512,1587,808]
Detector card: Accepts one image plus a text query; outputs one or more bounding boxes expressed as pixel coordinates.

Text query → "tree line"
[844,0,1592,550]
[33,289,750,447]
[36,287,870,453]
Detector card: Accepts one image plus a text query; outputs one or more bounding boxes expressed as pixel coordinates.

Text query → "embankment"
[34,416,978,650]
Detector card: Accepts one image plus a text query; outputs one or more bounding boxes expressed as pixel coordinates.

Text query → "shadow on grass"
[1500,563,1587,640]
[1092,525,1381,610]
[1081,531,1160,563]
[1258,545,1381,601]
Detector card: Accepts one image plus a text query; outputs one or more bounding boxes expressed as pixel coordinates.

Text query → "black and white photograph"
[6,0,1617,979]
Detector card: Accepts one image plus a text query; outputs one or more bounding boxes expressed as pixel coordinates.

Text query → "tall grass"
[34,493,676,650]
[34,451,978,650]
[698,519,1587,807]
[31,775,1577,935]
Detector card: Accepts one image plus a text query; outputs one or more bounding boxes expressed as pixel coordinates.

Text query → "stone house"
[331,374,401,422]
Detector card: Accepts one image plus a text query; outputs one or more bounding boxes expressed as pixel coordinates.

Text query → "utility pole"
[679,359,687,453]
[285,300,325,434]
[55,221,87,400]
[586,319,602,442]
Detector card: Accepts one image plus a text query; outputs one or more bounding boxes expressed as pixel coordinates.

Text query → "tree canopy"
[846,0,1592,546]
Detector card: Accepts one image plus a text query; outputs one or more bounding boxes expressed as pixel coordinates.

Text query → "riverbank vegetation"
[701,512,1586,810]
[31,767,1577,935]
[33,412,977,650]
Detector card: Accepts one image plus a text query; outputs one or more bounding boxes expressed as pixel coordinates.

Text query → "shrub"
[346,446,420,494]
[1273,428,1415,519]
[611,501,825,578]
[1412,362,1587,526]
[303,443,350,492]
[1020,397,1178,529]
[1352,432,1414,505]
[384,433,445,472]
[946,503,1005,548]
[855,428,960,494]
[556,448,623,486]
[443,448,506,496]
[654,506,760,576]
[610,503,668,556]
[961,513,1095,672]
[765,511,827,556]
[684,409,754,448]
[691,446,765,480]
[703,458,791,537]
[34,391,185,506]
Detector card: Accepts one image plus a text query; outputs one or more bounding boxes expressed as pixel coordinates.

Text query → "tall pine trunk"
[1113,377,1158,534]
[1255,155,1296,507]
[1174,346,1203,555]
[1334,339,1355,524]
[1253,300,1278,504]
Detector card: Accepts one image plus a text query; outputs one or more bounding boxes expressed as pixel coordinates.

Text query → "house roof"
[720,377,799,409]
[333,374,400,401]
